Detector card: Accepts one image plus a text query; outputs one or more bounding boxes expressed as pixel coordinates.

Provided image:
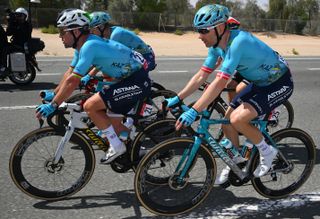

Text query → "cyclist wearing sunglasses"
[165,4,293,184]
[36,9,151,164]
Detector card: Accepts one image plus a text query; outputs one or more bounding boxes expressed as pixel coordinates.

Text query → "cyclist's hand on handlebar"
[81,74,91,86]
[39,90,55,102]
[176,107,198,130]
[35,103,57,119]
[163,96,181,109]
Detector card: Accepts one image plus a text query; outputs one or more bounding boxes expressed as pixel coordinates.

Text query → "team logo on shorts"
[267,86,290,101]
[113,85,141,96]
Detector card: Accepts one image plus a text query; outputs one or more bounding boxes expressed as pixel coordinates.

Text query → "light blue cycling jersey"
[110,26,152,55]
[70,26,152,67]
[72,34,146,79]
[201,29,289,86]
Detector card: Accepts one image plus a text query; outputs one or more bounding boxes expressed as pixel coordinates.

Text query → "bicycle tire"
[130,118,193,171]
[151,81,166,91]
[251,128,316,199]
[136,89,177,129]
[9,127,96,200]
[266,100,294,133]
[134,137,216,216]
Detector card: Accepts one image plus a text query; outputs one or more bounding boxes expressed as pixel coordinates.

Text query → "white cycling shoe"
[254,147,278,177]
[214,166,230,185]
[100,142,126,164]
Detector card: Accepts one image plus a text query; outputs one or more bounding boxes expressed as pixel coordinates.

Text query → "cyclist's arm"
[178,57,222,100]
[54,66,74,94]
[177,69,210,100]
[87,66,99,77]
[52,72,81,105]
[192,74,228,112]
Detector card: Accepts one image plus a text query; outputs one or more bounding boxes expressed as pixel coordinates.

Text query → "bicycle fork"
[53,109,88,164]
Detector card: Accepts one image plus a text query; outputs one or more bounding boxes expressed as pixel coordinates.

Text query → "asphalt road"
[0,57,319,219]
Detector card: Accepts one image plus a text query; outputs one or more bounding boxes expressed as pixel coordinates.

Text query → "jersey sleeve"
[218,36,246,79]
[201,48,219,74]
[73,43,95,77]
[70,50,79,68]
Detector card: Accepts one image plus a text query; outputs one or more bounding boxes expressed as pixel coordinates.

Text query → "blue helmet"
[90,11,111,28]
[193,4,230,29]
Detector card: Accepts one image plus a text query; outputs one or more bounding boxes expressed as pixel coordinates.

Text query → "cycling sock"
[100,125,122,149]
[255,139,271,156]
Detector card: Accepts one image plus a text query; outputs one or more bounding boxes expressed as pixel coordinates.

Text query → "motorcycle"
[0,37,45,85]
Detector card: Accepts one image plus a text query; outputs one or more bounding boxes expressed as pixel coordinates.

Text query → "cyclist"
[165,4,293,184]
[41,11,156,100]
[36,9,151,164]
[79,11,156,85]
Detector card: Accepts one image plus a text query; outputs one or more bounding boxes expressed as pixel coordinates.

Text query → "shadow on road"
[0,82,57,92]
[32,186,320,218]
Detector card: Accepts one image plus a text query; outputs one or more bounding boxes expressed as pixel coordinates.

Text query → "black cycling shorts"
[230,70,293,115]
[99,69,151,115]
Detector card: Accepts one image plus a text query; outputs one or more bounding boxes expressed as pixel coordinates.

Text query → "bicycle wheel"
[130,119,193,170]
[136,89,177,129]
[266,100,294,133]
[9,127,95,200]
[134,137,216,216]
[251,128,316,199]
[54,93,93,128]
[151,81,166,91]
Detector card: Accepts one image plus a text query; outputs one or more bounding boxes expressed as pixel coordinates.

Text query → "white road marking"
[308,68,320,70]
[0,105,37,110]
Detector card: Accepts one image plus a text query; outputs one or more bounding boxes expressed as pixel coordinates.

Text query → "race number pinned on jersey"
[132,51,148,70]
[140,103,153,117]
[277,53,289,67]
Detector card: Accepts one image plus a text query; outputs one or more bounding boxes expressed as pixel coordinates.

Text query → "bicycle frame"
[52,102,100,164]
[174,110,281,183]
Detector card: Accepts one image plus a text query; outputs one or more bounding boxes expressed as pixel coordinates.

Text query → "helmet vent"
[204,15,211,22]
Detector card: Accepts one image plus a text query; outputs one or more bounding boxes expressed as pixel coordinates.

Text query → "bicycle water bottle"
[241,139,254,160]
[220,138,246,163]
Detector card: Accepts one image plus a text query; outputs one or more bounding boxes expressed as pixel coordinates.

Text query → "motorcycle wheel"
[9,62,36,85]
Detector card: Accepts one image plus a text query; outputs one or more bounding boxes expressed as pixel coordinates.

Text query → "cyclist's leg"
[85,69,152,163]
[227,71,244,102]
[229,71,293,177]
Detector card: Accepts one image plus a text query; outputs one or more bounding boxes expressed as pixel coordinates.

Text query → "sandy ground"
[32,29,320,57]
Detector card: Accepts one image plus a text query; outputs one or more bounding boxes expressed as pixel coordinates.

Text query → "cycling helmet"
[227,17,240,29]
[57,9,91,48]
[193,4,230,29]
[15,7,28,21]
[90,11,111,28]
[57,9,91,31]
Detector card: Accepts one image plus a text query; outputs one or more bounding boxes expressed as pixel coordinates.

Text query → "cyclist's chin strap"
[213,24,227,48]
[71,30,84,49]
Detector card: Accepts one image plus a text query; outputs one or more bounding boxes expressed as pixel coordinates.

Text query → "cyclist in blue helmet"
[165,4,293,185]
[36,9,151,164]
[86,11,156,74]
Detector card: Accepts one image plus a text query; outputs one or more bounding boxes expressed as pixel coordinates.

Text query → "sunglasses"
[196,23,224,34]
[59,29,70,37]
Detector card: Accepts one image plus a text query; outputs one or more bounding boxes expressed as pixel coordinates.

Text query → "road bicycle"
[134,101,316,216]
[9,99,187,200]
